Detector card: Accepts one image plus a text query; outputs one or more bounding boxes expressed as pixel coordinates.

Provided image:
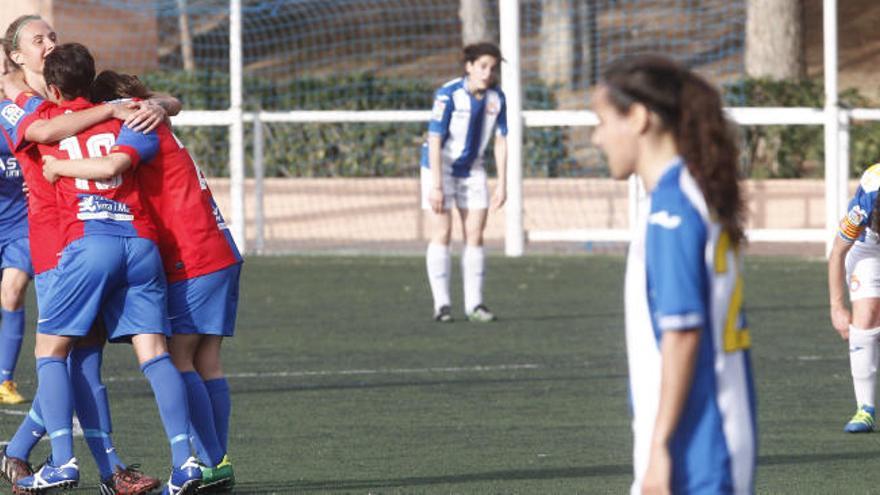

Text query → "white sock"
[849,325,880,408]
[462,245,485,314]
[426,243,451,312]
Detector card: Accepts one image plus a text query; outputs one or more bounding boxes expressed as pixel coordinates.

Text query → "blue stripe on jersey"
[427,82,455,138]
[451,96,486,177]
[0,138,27,241]
[669,305,734,493]
[645,160,752,493]
[209,196,243,263]
[0,96,43,148]
[646,162,708,338]
[840,164,880,243]
[627,158,755,494]
[116,125,159,164]
[420,78,507,178]
[743,349,758,478]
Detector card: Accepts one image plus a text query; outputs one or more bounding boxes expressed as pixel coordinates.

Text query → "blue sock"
[0,309,25,381]
[204,377,231,454]
[181,371,224,466]
[141,354,191,468]
[36,357,74,465]
[6,399,45,460]
[69,346,122,479]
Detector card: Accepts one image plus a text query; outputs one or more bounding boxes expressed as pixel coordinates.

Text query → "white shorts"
[420,165,488,211]
[845,241,880,300]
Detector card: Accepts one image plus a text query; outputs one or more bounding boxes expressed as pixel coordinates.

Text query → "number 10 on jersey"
[58,133,122,190]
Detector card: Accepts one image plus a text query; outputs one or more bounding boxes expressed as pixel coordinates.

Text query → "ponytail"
[602,55,745,246]
[676,75,745,246]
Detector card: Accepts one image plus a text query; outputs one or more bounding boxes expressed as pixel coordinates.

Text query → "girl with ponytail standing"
[591,55,756,494]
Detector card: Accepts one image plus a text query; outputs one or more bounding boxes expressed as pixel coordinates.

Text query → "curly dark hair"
[602,54,746,246]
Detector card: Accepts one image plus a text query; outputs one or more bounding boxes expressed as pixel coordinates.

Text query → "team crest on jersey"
[648,210,682,229]
[851,274,862,292]
[840,205,868,241]
[77,195,134,222]
[0,104,24,126]
[848,205,868,226]
[486,101,499,116]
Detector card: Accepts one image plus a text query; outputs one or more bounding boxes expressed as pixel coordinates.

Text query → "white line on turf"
[102,363,544,383]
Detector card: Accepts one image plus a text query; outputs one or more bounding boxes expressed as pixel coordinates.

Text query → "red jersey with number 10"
[29,98,156,248]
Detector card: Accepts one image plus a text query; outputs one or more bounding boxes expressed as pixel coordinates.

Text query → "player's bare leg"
[0,267,29,404]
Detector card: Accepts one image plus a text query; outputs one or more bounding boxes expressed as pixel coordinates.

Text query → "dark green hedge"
[140,71,570,177]
[726,78,880,178]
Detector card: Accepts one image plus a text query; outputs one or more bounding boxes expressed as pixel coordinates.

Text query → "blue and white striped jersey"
[839,163,880,245]
[420,77,507,178]
[625,158,756,494]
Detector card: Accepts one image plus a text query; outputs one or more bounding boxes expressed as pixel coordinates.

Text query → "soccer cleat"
[433,305,453,323]
[197,455,235,493]
[100,464,161,495]
[0,380,25,404]
[163,457,201,495]
[844,405,876,433]
[14,457,79,493]
[466,304,496,323]
[0,446,33,487]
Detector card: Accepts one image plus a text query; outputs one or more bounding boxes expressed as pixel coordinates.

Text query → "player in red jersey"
[0,15,154,409]
[0,72,162,495]
[43,69,242,492]
[10,43,200,495]
[1,15,173,493]
[2,13,177,493]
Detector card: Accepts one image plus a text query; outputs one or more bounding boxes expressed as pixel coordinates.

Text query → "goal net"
[6,0,843,254]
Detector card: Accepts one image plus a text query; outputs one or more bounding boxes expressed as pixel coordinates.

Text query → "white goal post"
[172,0,851,256]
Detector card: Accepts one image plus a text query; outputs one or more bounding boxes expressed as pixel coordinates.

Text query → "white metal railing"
[198,0,851,256]
[173,104,870,250]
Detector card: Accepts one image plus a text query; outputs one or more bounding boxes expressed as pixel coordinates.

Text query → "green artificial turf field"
[0,254,867,494]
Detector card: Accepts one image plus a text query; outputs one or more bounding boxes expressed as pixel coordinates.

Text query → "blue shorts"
[34,269,56,317]
[38,235,169,342]
[0,237,33,277]
[168,263,240,337]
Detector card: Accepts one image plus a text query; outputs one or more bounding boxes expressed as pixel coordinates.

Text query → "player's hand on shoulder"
[42,155,60,183]
[831,305,852,340]
[125,99,165,133]
[109,101,137,122]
